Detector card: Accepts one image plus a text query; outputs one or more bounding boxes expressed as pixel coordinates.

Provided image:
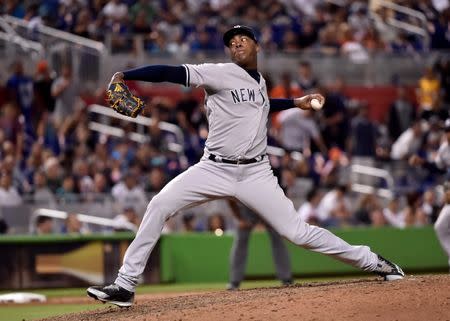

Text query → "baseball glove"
[106,82,144,118]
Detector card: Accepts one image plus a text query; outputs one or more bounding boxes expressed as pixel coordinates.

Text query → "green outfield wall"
[0,227,447,288]
[159,226,448,282]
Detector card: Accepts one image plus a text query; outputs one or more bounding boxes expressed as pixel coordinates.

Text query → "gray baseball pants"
[115,158,379,292]
[434,205,450,268]
[230,222,292,285]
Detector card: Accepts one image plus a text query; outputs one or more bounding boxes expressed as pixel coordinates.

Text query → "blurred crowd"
[0,52,449,235]
[2,0,450,54]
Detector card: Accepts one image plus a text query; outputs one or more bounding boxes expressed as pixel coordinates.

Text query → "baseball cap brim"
[223,25,257,47]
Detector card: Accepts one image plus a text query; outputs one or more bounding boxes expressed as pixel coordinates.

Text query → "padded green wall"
[160,227,448,282]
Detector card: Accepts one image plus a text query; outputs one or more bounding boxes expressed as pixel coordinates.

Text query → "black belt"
[208,154,265,165]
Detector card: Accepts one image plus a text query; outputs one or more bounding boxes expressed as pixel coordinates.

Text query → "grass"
[1,274,370,298]
[0,304,105,321]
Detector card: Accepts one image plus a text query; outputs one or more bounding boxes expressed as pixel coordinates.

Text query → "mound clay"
[41,274,450,321]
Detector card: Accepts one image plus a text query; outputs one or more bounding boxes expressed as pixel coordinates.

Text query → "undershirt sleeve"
[269,98,295,113]
[123,65,187,86]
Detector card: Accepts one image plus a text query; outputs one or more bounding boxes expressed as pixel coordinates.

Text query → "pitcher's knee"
[277,221,310,245]
[145,194,174,221]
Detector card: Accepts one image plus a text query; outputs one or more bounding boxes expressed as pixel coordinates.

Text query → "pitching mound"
[42,274,449,321]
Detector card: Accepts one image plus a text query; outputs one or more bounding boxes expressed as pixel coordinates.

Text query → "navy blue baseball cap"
[223,25,258,47]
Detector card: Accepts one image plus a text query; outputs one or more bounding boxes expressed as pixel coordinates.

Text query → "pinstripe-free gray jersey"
[183,63,270,160]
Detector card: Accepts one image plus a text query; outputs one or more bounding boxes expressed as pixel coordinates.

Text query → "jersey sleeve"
[183,63,224,91]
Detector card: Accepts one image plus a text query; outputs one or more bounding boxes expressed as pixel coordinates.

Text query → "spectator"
[31,170,56,207]
[61,213,89,234]
[181,212,196,232]
[348,6,371,40]
[340,28,370,64]
[387,86,416,141]
[369,209,387,227]
[295,61,319,92]
[409,118,450,179]
[43,156,63,193]
[129,0,155,25]
[102,0,128,22]
[354,194,384,226]
[56,175,79,203]
[33,60,55,119]
[270,72,303,130]
[145,167,167,193]
[190,29,218,53]
[361,26,385,53]
[92,172,109,194]
[72,8,93,38]
[435,57,450,108]
[0,172,22,207]
[297,20,318,49]
[348,103,377,158]
[281,30,300,52]
[72,158,94,197]
[317,185,352,226]
[2,154,31,194]
[296,189,322,225]
[111,170,148,214]
[35,215,53,235]
[391,120,426,160]
[207,213,227,234]
[131,11,152,35]
[4,0,25,18]
[434,119,450,175]
[389,33,416,54]
[51,64,82,144]
[417,66,440,119]
[113,207,140,232]
[420,188,441,223]
[0,103,23,146]
[277,108,328,156]
[6,60,35,137]
[320,80,349,151]
[383,197,406,228]
[270,72,302,99]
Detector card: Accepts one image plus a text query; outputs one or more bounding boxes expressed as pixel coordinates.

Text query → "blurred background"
[0,0,449,289]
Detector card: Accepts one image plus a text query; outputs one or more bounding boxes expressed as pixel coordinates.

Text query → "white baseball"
[311,98,323,110]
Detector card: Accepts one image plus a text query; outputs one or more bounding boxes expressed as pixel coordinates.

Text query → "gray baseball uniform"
[229,203,292,287]
[434,204,450,268]
[114,63,381,292]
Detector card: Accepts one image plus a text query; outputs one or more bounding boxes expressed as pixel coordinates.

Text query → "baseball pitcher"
[87,25,404,307]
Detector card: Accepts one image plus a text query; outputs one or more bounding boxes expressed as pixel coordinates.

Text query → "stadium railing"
[88,104,185,155]
[370,0,430,48]
[1,14,108,91]
[29,208,136,234]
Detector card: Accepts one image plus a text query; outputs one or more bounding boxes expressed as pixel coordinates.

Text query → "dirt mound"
[41,274,450,321]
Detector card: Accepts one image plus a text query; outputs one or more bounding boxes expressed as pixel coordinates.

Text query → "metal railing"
[1,15,105,52]
[370,0,430,48]
[0,17,44,83]
[350,164,394,199]
[0,15,108,91]
[30,208,137,234]
[88,104,185,154]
